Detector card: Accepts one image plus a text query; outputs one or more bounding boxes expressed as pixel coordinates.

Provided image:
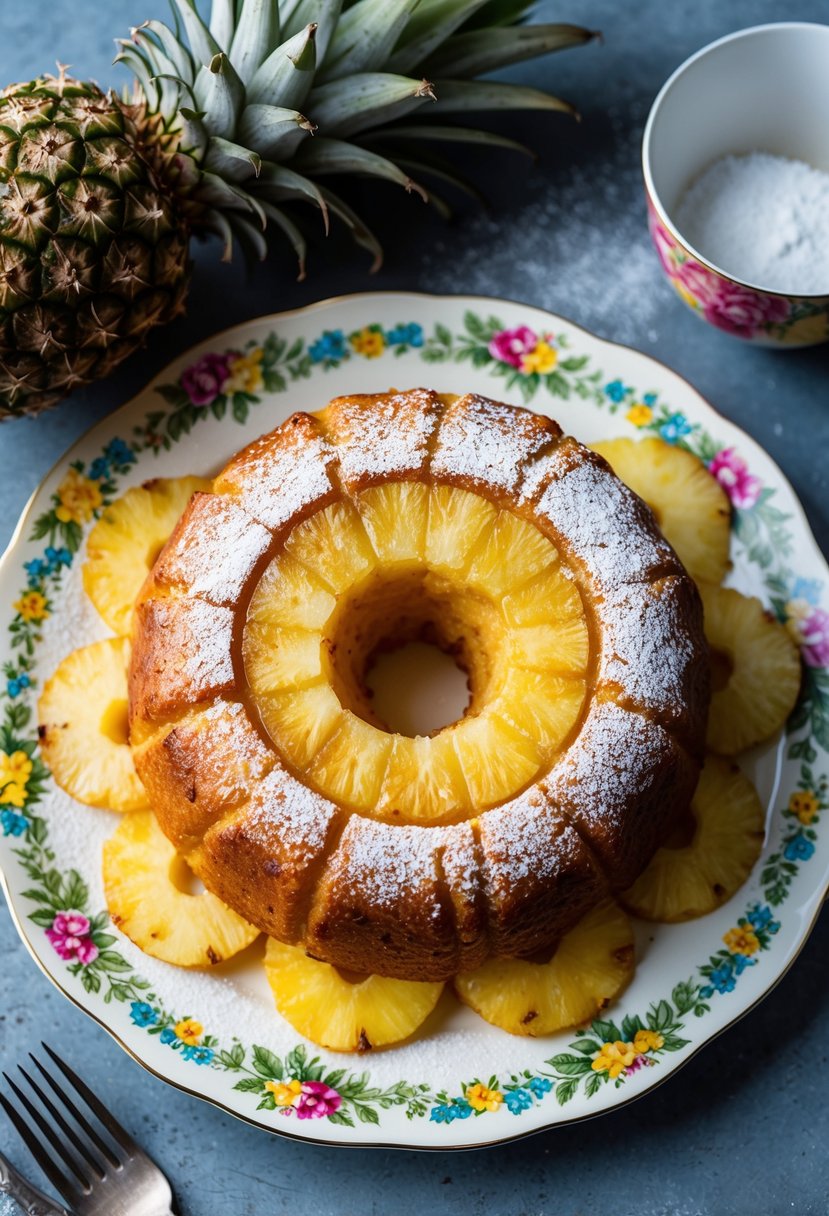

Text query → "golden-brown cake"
[129,389,708,981]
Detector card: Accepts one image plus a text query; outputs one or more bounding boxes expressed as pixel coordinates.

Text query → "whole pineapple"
[0,1,595,418]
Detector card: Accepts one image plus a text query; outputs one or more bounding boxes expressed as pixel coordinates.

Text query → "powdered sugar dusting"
[153,494,272,604]
[133,597,235,720]
[329,817,442,910]
[478,787,574,889]
[431,393,556,494]
[327,389,439,488]
[525,451,673,588]
[242,763,340,854]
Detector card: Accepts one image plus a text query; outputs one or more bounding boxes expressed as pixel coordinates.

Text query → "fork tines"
[0,1042,138,1210]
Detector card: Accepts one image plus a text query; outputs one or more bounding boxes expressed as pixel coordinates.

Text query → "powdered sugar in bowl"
[642,23,829,346]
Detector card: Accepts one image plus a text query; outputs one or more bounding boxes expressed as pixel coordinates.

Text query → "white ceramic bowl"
[642,23,829,346]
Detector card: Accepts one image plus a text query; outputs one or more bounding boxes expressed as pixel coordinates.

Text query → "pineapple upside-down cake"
[126,389,710,983]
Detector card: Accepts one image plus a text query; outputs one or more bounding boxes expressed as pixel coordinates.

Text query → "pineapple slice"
[284,499,376,593]
[700,583,801,754]
[104,811,260,965]
[377,732,470,820]
[244,622,323,694]
[258,682,343,769]
[38,638,147,812]
[424,484,497,576]
[465,509,558,599]
[83,475,211,635]
[455,899,634,1035]
[264,938,443,1052]
[592,437,730,584]
[452,710,540,807]
[489,668,586,757]
[501,565,584,627]
[248,553,335,631]
[308,711,392,809]
[622,755,765,921]
[507,620,590,676]
[356,482,429,564]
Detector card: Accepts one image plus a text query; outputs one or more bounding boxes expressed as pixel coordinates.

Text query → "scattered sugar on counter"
[675,153,829,294]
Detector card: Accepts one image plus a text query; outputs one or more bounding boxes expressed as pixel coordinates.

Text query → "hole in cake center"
[323,568,501,737]
[168,854,206,897]
[99,699,129,746]
[366,640,471,736]
[710,646,734,693]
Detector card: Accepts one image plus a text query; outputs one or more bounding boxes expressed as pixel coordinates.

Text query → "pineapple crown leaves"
[116,0,597,273]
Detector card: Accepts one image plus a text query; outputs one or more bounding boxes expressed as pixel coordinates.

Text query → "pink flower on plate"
[799,608,829,669]
[180,352,233,406]
[488,326,537,368]
[46,911,98,965]
[708,448,762,509]
[294,1081,342,1120]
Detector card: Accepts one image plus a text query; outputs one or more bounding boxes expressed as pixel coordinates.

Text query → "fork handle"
[0,1151,70,1216]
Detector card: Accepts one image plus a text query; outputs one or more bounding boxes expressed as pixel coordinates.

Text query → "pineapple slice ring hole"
[168,852,207,898]
[99,698,130,747]
[709,645,735,693]
[322,569,502,736]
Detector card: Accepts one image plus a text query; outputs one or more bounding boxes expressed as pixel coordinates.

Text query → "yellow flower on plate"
[174,1018,203,1045]
[591,1040,637,1079]
[14,590,49,623]
[789,790,820,825]
[55,467,103,525]
[466,1082,503,1113]
[520,340,558,375]
[626,403,653,427]
[0,749,33,807]
[266,1078,303,1107]
[633,1029,664,1055]
[350,326,385,358]
[226,348,264,394]
[722,926,760,956]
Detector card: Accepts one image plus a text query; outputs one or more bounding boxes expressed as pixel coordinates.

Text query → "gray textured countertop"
[1,2,828,1213]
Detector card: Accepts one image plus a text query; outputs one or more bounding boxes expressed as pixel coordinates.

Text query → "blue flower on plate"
[430,1103,457,1124]
[24,558,47,585]
[309,330,347,365]
[45,546,72,571]
[88,457,110,482]
[6,673,30,698]
[385,323,424,348]
[643,391,658,406]
[784,833,815,862]
[504,1088,533,1115]
[130,1001,159,1029]
[747,904,779,934]
[182,1045,214,1065]
[604,379,628,403]
[526,1076,552,1098]
[707,962,737,995]
[104,438,136,468]
[159,1026,178,1045]
[1,809,28,837]
[790,577,823,606]
[659,413,693,443]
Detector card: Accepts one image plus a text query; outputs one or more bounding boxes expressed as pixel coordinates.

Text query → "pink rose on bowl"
[180,352,233,406]
[676,259,720,306]
[650,221,677,276]
[699,279,791,339]
[46,911,99,965]
[800,607,829,669]
[708,448,762,509]
[488,326,537,368]
[295,1081,342,1120]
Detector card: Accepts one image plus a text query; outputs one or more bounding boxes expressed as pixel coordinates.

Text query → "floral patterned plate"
[1,292,827,1149]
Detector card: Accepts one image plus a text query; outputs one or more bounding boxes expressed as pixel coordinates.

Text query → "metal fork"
[0,1043,176,1216]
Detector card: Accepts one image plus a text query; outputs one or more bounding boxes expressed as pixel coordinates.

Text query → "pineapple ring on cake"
[454,898,635,1036]
[83,475,211,636]
[699,583,801,755]
[129,390,708,983]
[264,939,444,1053]
[103,811,260,966]
[38,638,147,812]
[621,756,765,922]
[591,437,731,586]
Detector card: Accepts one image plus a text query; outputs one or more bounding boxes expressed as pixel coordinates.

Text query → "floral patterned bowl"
[642,23,829,346]
[1,293,828,1148]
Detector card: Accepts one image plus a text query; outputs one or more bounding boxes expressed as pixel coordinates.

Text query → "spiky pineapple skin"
[0,75,190,418]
